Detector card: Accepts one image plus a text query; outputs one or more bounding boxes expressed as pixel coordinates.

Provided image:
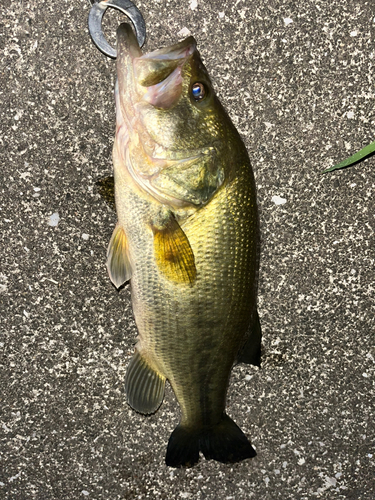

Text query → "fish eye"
[191,82,206,101]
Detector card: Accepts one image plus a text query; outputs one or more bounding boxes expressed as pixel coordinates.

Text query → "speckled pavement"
[1,1,374,498]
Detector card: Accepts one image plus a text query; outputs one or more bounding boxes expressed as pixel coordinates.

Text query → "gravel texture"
[1,0,374,498]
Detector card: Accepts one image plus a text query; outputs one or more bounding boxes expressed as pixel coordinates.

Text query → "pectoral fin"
[106,223,132,288]
[125,350,166,414]
[152,215,196,285]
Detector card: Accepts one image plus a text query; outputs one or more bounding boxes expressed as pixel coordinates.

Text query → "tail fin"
[166,414,256,468]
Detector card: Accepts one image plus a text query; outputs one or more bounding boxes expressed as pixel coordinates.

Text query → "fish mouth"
[116,23,196,109]
[117,23,196,86]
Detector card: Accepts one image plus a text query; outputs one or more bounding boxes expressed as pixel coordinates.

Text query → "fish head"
[115,23,243,208]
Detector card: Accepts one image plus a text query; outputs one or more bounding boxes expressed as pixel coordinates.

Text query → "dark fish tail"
[166,414,256,468]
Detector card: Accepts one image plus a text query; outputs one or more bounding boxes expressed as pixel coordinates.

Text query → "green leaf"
[323,140,375,173]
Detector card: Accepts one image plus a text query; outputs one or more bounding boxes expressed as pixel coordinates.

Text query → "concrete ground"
[1,0,374,498]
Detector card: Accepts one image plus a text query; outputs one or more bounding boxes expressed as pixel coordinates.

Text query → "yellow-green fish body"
[107,24,261,467]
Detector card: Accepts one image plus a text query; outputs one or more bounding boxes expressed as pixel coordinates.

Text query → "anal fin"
[125,350,166,414]
[152,215,196,285]
[106,223,132,288]
[237,310,262,367]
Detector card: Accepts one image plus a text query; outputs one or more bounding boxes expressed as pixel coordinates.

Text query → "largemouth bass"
[107,23,261,467]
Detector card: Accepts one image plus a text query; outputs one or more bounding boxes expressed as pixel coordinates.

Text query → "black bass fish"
[107,23,261,467]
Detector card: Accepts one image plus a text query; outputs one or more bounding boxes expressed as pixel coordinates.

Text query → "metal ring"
[88,0,146,58]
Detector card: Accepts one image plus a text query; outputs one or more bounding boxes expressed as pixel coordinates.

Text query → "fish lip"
[135,36,196,62]
[116,23,142,58]
[117,22,196,67]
